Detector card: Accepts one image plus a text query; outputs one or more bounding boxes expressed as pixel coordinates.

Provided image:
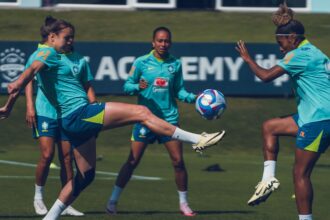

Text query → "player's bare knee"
[41,152,54,163]
[137,105,152,122]
[173,159,185,171]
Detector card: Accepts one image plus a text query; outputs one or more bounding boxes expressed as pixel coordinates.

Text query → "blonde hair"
[272,1,294,27]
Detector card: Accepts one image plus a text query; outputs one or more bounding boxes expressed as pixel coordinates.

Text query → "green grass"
[0,10,329,53]
[0,9,330,219]
[2,95,330,219]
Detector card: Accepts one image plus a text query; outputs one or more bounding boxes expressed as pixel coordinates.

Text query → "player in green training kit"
[236,3,330,220]
[0,17,225,220]
[25,40,96,216]
[107,27,198,216]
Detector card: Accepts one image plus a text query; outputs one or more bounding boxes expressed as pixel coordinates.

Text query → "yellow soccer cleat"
[247,177,280,206]
[192,130,226,153]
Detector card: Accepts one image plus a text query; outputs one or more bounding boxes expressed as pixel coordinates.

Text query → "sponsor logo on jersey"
[0,48,26,89]
[41,121,49,132]
[153,77,168,87]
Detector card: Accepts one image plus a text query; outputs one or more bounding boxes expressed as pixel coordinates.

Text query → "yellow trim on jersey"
[298,39,309,48]
[304,130,323,152]
[82,110,105,125]
[38,43,50,48]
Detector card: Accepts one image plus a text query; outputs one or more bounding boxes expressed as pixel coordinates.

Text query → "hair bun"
[45,16,57,26]
[272,2,294,26]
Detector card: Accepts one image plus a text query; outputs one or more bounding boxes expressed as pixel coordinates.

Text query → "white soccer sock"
[299,214,313,220]
[172,128,200,144]
[262,160,276,181]
[43,199,67,220]
[178,191,188,204]
[109,185,123,203]
[34,184,44,200]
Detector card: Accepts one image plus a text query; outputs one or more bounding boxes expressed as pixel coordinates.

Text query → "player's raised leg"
[248,115,298,206]
[102,102,225,151]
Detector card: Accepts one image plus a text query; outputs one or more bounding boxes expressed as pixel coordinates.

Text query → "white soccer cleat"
[180,203,196,217]
[61,206,84,216]
[247,177,280,206]
[192,130,226,152]
[34,199,48,215]
[106,200,117,215]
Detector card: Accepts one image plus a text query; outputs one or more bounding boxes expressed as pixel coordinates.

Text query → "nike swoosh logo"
[255,180,277,196]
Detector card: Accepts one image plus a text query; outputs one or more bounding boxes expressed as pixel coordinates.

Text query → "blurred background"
[0,1,329,220]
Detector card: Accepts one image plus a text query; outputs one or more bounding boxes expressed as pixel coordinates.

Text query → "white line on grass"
[0,175,116,180]
[0,159,162,181]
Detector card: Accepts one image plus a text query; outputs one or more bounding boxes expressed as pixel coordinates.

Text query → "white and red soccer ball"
[195,89,226,120]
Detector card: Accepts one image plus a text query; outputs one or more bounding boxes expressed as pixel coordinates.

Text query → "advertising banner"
[0,41,292,96]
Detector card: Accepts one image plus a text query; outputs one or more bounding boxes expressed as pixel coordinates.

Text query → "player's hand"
[7,82,20,97]
[139,79,148,89]
[235,40,252,63]
[26,107,36,128]
[0,105,10,120]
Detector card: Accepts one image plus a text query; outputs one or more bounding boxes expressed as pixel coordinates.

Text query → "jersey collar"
[150,50,172,63]
[38,43,51,48]
[298,39,309,48]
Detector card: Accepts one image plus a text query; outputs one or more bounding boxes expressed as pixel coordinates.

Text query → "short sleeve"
[278,50,309,77]
[34,48,58,69]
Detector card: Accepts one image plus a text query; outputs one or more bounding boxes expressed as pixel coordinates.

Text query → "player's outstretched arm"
[25,81,36,128]
[0,60,46,120]
[236,40,286,82]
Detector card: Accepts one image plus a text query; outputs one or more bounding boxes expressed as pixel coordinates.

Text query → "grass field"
[1,96,330,220]
[0,8,330,220]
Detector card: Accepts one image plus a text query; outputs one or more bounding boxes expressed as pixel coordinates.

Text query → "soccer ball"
[195,89,226,120]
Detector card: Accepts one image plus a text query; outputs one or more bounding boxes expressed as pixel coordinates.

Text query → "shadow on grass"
[85,210,255,215]
[316,164,330,169]
[0,214,41,219]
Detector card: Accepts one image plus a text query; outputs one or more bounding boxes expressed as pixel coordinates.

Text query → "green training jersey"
[278,39,330,126]
[25,44,92,118]
[124,51,196,124]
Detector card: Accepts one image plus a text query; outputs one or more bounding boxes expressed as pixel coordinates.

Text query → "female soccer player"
[107,27,197,216]
[236,3,330,220]
[25,26,96,216]
[0,17,225,220]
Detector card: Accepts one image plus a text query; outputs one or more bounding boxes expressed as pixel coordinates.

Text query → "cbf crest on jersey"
[72,64,80,77]
[167,65,175,73]
[0,48,25,90]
